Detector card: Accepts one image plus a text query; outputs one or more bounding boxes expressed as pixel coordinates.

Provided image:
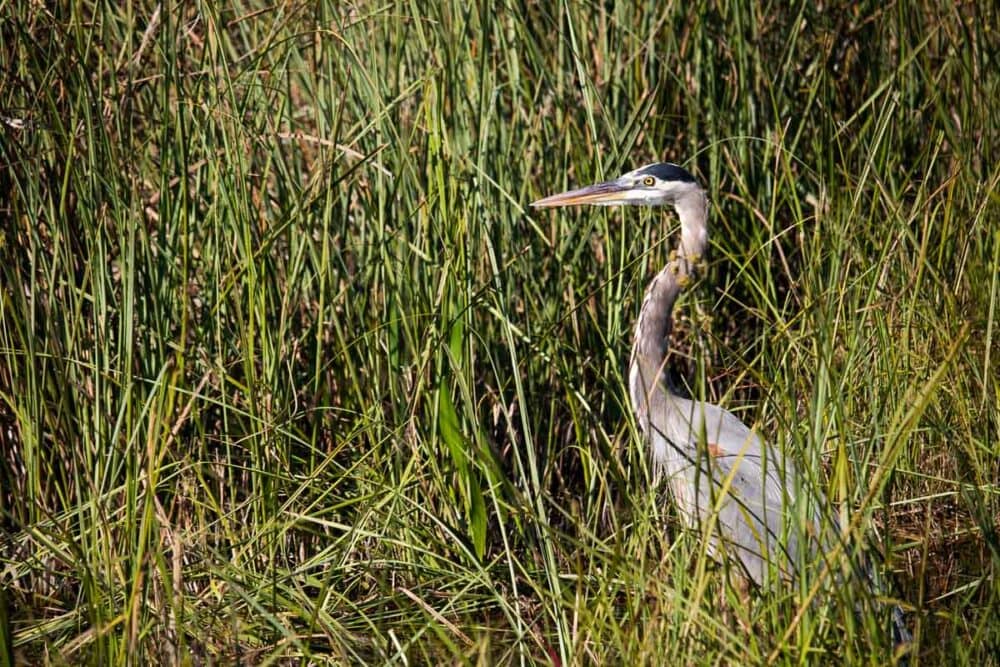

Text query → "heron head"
[530,162,702,209]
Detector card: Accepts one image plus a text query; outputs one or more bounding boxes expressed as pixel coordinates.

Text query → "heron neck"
[676,189,708,263]
[629,190,707,423]
[629,261,685,421]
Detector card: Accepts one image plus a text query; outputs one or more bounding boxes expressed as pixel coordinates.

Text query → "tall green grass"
[1,1,997,664]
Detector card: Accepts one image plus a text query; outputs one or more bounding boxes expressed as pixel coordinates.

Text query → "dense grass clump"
[1,2,998,664]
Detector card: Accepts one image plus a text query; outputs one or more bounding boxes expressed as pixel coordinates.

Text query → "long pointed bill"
[530,180,630,208]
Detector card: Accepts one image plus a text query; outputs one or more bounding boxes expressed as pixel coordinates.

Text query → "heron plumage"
[531,161,911,652]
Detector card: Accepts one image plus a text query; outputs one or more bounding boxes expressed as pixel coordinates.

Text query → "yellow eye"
[642,176,656,186]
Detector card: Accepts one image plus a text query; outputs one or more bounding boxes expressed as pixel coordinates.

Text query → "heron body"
[533,162,808,584]
[531,163,911,651]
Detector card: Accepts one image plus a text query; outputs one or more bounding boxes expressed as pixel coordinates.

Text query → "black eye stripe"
[636,162,696,183]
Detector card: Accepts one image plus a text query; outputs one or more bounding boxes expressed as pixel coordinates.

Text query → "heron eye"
[642,176,656,186]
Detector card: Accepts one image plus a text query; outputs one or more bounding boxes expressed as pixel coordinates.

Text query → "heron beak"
[530,179,631,208]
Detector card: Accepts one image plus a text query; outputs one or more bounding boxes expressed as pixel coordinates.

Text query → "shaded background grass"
[1,1,998,664]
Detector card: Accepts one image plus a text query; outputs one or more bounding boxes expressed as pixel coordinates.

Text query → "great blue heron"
[531,161,911,649]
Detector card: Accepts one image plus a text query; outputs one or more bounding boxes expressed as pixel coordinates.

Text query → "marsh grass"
[1,1,998,664]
